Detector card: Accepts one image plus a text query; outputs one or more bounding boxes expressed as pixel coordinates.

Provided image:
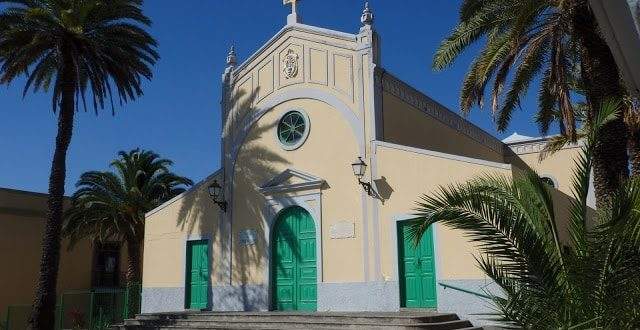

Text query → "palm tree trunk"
[126,238,143,317]
[573,0,629,206]
[629,125,640,178]
[28,52,75,330]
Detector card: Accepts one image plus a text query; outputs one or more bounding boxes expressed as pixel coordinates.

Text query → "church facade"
[140,4,581,324]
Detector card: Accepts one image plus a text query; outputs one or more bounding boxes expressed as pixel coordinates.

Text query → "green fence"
[3,285,140,330]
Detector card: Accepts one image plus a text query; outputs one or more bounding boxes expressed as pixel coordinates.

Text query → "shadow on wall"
[373,176,394,204]
[173,84,305,310]
[229,85,305,311]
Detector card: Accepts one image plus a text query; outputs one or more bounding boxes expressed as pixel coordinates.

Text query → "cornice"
[380,72,505,154]
[507,139,583,155]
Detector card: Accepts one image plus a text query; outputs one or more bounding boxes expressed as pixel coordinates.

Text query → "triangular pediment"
[259,168,324,195]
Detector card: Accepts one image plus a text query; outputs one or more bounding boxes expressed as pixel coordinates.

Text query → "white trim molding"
[506,138,583,155]
[259,168,324,195]
[145,169,222,218]
[275,109,311,151]
[590,0,640,96]
[260,184,323,309]
[373,140,512,170]
[228,87,365,166]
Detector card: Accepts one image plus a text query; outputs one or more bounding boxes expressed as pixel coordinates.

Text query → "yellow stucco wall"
[508,145,583,197]
[382,91,505,164]
[231,98,363,284]
[0,189,93,316]
[142,173,223,288]
[374,143,513,281]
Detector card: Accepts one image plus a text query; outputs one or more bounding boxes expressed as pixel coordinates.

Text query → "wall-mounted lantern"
[351,156,373,196]
[208,179,228,212]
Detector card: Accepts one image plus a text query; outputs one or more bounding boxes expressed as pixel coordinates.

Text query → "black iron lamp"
[208,179,228,212]
[351,156,373,196]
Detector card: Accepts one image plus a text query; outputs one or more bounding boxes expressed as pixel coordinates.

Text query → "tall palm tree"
[433,0,629,206]
[0,1,158,327]
[63,149,192,314]
[411,100,640,328]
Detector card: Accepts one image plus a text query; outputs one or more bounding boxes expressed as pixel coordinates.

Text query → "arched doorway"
[271,206,317,311]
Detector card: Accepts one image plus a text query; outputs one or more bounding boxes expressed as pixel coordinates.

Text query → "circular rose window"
[277,110,309,150]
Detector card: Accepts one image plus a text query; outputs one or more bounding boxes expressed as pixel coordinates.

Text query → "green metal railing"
[438,282,493,300]
[3,285,140,330]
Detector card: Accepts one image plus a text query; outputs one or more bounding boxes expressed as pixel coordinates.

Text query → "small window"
[541,176,556,188]
[92,242,121,288]
[277,110,310,150]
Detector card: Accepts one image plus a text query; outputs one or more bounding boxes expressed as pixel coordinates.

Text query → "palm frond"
[63,149,191,246]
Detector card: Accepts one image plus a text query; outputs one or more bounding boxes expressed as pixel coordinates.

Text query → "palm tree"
[0,1,158,327]
[63,149,192,314]
[625,98,640,177]
[433,0,629,206]
[411,100,640,328]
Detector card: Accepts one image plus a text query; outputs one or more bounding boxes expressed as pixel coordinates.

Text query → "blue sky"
[0,0,544,194]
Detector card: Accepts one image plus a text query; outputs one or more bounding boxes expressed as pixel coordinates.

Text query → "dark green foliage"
[433,0,578,138]
[63,149,191,315]
[412,100,640,328]
[0,0,159,114]
[63,149,192,245]
[0,1,158,328]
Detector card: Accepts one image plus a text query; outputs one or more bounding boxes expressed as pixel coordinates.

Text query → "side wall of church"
[380,74,505,164]
[373,141,511,322]
[141,173,224,313]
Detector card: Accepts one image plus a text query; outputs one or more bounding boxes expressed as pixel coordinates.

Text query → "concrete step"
[114,325,482,330]
[116,326,482,330]
[117,311,480,330]
[123,318,474,329]
[132,311,461,324]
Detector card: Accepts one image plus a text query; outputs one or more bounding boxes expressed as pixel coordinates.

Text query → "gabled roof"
[232,22,356,76]
[502,132,535,144]
[145,169,222,217]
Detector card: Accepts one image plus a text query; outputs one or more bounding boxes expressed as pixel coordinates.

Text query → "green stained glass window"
[277,111,308,148]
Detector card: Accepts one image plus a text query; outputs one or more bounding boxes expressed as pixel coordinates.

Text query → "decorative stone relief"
[238,229,258,246]
[282,49,299,79]
[329,221,355,239]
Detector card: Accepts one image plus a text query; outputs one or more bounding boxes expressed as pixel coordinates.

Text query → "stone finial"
[226,45,237,67]
[361,2,374,26]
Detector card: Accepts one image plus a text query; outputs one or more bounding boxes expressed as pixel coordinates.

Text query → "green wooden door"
[186,240,209,310]
[398,221,437,308]
[272,206,317,311]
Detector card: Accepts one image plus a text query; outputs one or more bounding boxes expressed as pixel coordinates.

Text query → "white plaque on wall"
[329,221,355,239]
[238,229,258,246]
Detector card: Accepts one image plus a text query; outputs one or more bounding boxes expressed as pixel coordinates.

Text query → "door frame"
[269,205,318,311]
[184,235,212,310]
[391,214,441,309]
[263,194,322,310]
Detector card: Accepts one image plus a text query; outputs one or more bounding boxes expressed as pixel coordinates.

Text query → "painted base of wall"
[210,284,268,311]
[142,282,399,313]
[141,287,185,313]
[141,279,502,327]
[318,281,399,312]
